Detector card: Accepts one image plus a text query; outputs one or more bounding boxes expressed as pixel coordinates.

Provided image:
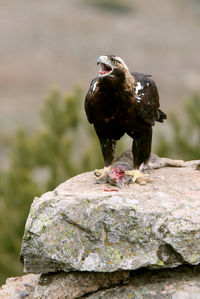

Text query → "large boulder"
[20,160,200,274]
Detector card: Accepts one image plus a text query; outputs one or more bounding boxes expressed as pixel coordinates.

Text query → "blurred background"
[0,0,200,285]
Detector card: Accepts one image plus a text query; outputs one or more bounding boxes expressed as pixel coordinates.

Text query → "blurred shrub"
[155,92,200,160]
[83,0,132,14]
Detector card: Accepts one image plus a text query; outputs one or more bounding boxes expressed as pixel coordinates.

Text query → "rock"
[1,266,200,299]
[33,271,129,299]
[20,160,200,274]
[0,271,128,299]
[85,265,200,299]
[0,274,39,299]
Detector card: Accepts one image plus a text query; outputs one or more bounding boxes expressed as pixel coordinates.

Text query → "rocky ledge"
[1,156,200,298]
[20,158,200,273]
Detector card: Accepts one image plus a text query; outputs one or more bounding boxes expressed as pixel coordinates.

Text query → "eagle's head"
[97,55,129,78]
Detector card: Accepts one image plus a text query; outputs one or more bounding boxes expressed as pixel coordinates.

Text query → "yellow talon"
[125,170,145,181]
[125,170,153,185]
[94,166,111,178]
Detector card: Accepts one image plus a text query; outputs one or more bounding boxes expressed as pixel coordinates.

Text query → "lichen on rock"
[20,160,200,274]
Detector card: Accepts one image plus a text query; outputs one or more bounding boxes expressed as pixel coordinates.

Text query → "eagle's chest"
[94,99,121,130]
[94,91,135,122]
[93,91,136,139]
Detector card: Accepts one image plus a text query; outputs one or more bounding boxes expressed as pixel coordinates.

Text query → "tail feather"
[156,109,167,123]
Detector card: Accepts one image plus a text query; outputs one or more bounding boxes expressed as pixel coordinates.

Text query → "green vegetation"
[83,0,132,14]
[0,88,199,285]
[155,92,200,160]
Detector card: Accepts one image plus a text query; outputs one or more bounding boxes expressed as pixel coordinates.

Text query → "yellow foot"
[94,166,111,178]
[94,166,111,184]
[125,170,153,185]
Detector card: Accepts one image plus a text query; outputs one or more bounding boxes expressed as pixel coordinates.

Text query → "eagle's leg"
[95,138,116,182]
[126,128,153,184]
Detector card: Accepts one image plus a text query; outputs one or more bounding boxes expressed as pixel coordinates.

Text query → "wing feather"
[84,77,98,124]
[132,72,166,125]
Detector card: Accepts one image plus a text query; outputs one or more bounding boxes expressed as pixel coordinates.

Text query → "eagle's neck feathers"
[124,70,136,91]
[96,67,136,94]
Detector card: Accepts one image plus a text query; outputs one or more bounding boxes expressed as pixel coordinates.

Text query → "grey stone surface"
[86,266,200,299]
[20,163,200,274]
[33,271,129,299]
[0,274,39,299]
[1,266,200,299]
[0,271,128,299]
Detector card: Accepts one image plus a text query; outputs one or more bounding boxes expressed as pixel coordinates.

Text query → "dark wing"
[132,72,167,126]
[84,77,98,124]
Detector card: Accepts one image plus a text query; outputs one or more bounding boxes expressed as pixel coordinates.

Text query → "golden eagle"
[85,55,167,183]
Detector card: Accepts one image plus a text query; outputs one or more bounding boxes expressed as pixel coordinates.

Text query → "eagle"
[84,55,167,183]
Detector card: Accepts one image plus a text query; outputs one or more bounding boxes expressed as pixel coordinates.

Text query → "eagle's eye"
[112,59,119,66]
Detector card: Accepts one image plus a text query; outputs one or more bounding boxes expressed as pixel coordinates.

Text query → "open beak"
[97,56,113,77]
